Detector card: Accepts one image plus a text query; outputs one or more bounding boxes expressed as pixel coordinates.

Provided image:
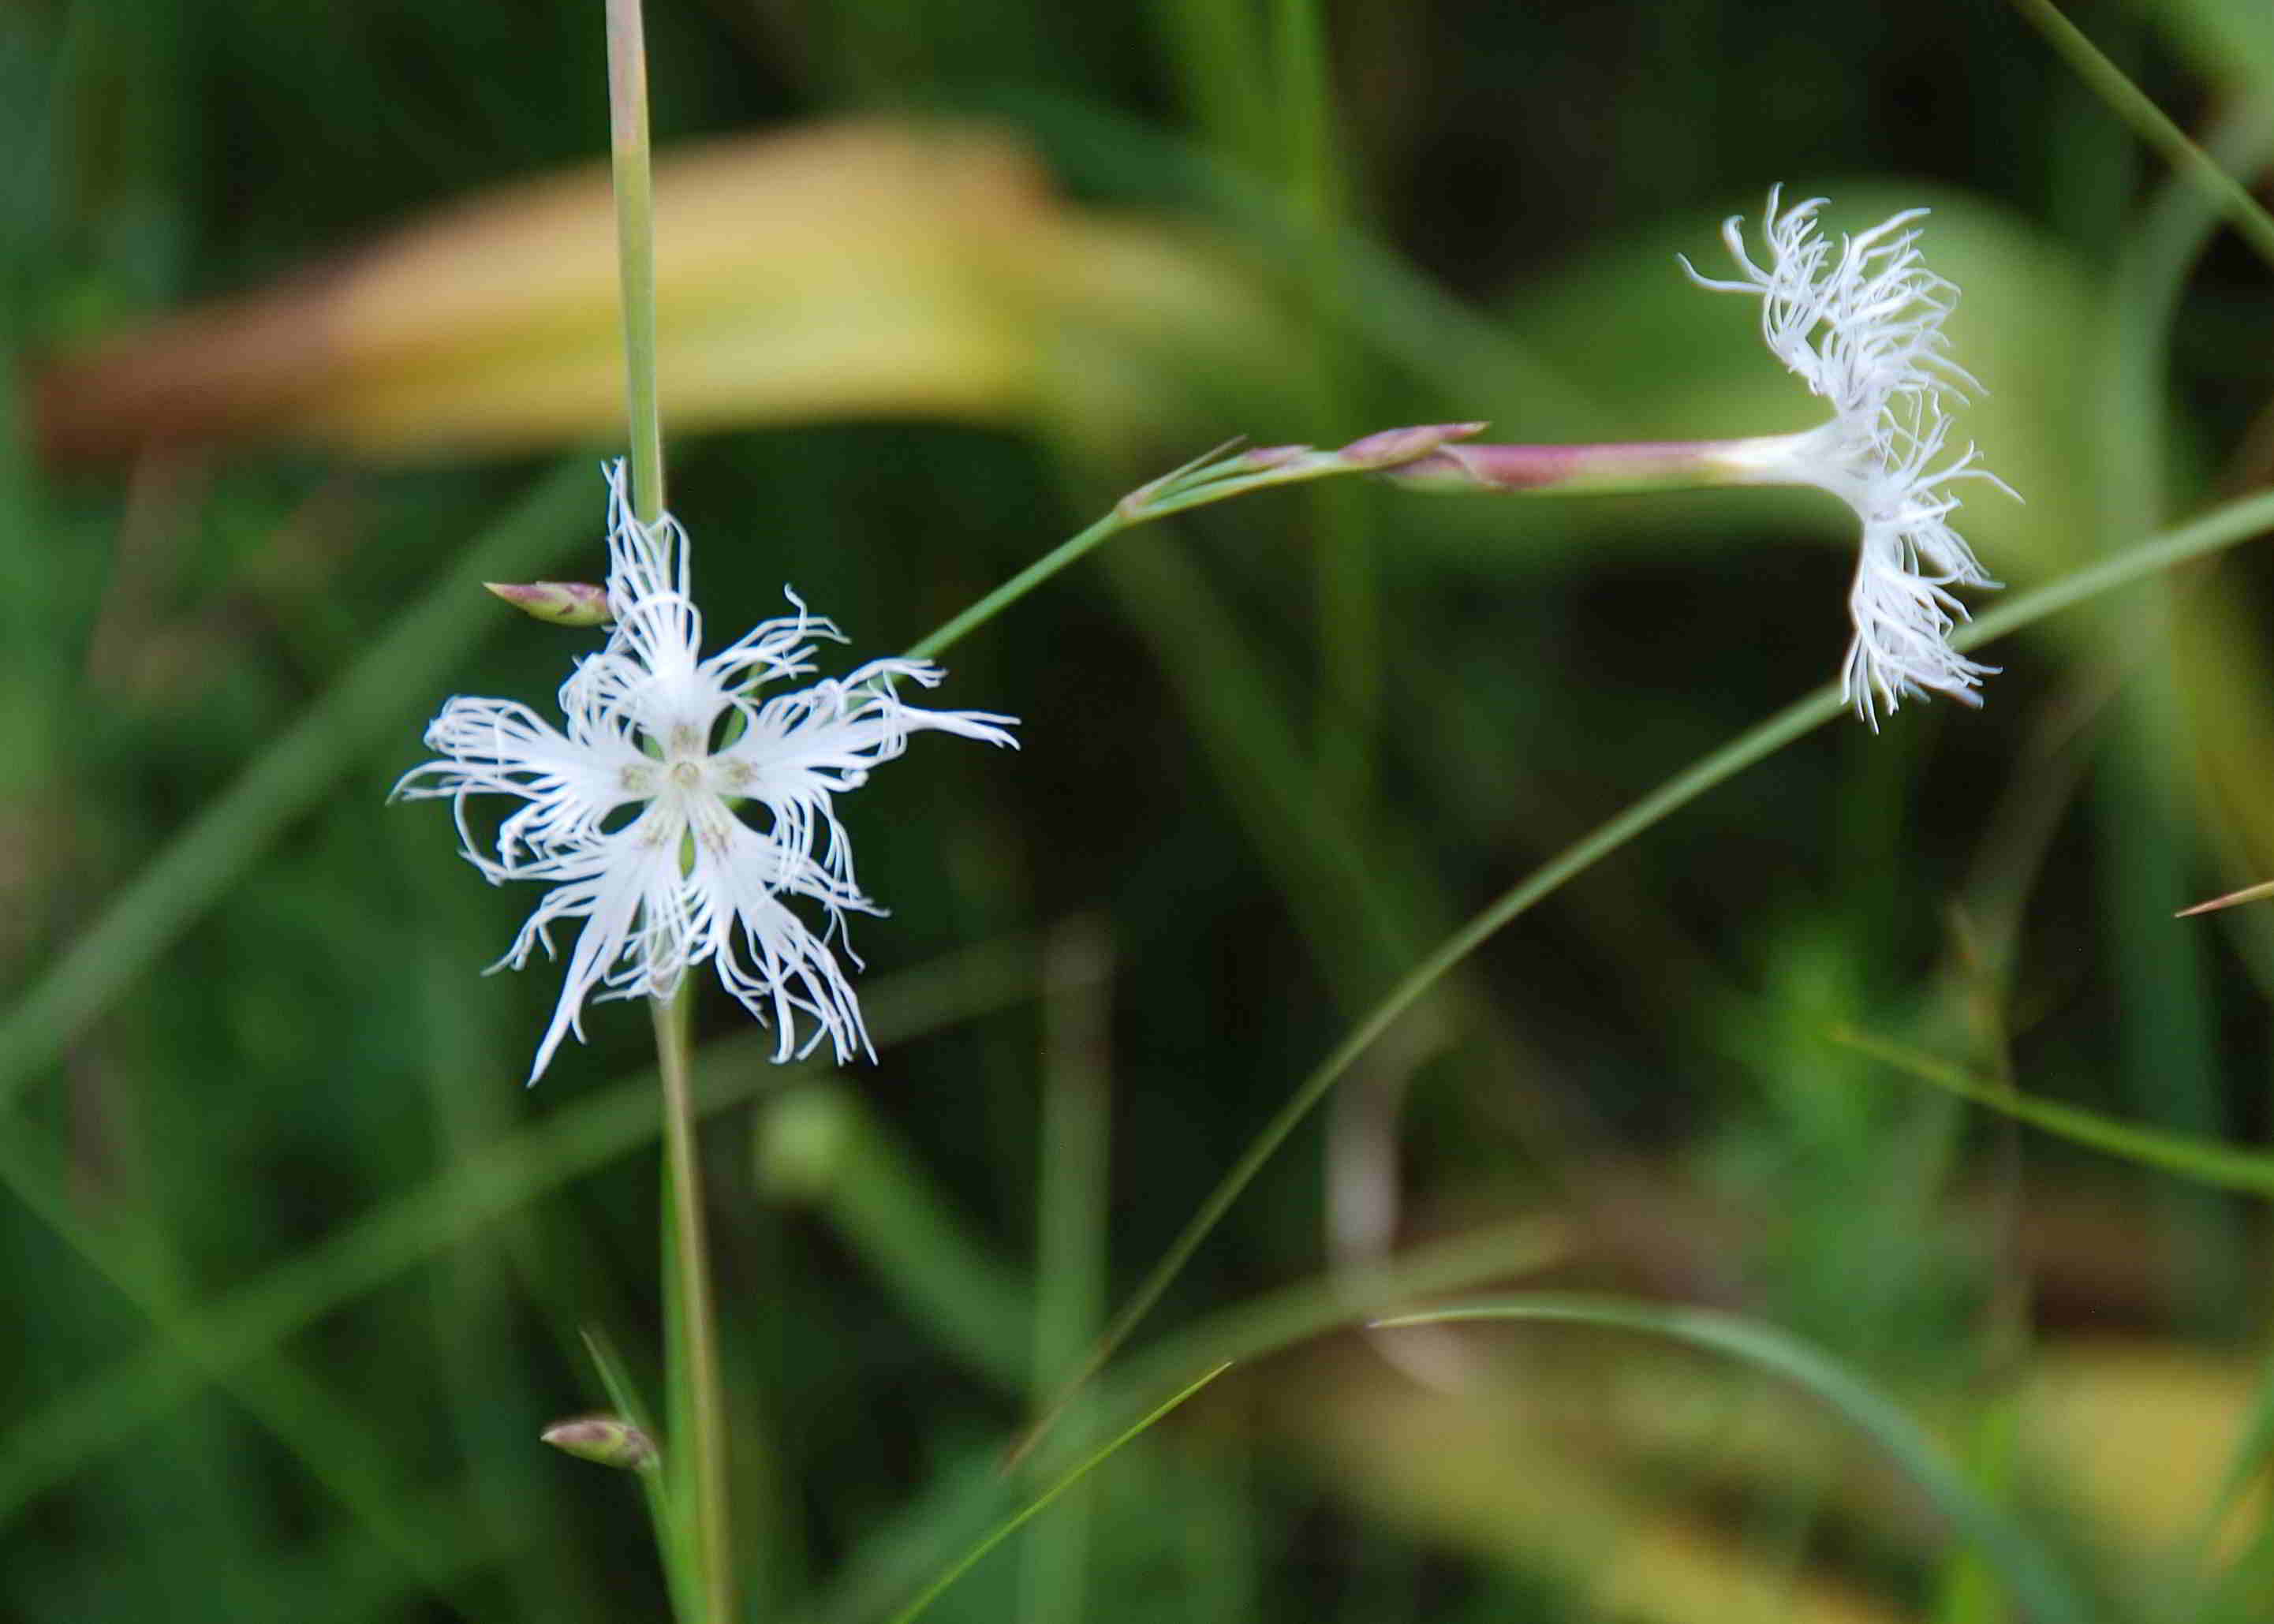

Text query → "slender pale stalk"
[607,3,730,1619]
[898,422,1854,664]
[885,1364,1234,1624]
[651,985,731,1624]
[903,425,1484,662]
[607,0,665,520]
[1374,434,1805,495]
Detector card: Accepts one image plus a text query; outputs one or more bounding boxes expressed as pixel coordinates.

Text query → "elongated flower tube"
[1381,189,2012,727]
[396,461,1018,1082]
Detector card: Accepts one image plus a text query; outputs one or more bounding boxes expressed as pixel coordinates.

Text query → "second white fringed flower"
[1364,188,2012,726]
[396,462,1018,1083]
[1682,187,2014,728]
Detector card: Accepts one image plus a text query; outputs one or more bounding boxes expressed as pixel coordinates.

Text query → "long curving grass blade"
[1373,1296,2095,1624]
[1836,1025,2274,1197]
[883,1362,1233,1624]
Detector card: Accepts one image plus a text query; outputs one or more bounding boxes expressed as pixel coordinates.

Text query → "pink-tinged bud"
[1376,439,1738,494]
[540,1414,659,1471]
[1333,422,1488,470]
[1237,443,1316,470]
[486,580,611,627]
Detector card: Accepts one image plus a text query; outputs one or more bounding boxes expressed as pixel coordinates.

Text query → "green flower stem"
[902,427,1479,663]
[607,2,725,1618]
[903,424,1805,664]
[902,507,1129,663]
[607,0,665,521]
[652,984,733,1624]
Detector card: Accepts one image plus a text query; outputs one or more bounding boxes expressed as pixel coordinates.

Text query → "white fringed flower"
[1682,187,2012,727]
[396,462,1018,1082]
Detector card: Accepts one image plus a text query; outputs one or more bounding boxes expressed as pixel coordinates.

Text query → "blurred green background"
[9,1,2274,1620]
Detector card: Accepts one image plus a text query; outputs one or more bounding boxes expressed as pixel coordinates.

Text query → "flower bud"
[485,580,611,627]
[1332,421,1487,470]
[540,1414,658,1471]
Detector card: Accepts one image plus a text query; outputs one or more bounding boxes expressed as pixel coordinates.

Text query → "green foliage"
[12,2,2274,1622]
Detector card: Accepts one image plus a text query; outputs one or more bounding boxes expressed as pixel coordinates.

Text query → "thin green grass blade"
[2011,0,2274,270]
[1835,1025,2274,1197]
[1373,1297,2095,1624]
[883,1361,1233,1624]
[1025,485,2274,1455]
[582,1325,696,1624]
[2082,93,2274,1328]
[0,1132,487,1611]
[1019,683,1832,1459]
[0,934,1047,1522]
[0,461,593,1115]
[1958,489,2274,646]
[756,1081,1036,1388]
[1017,921,1114,1624]
[1100,529,1417,994]
[790,1217,1563,1624]
[0,1048,758,1528]
[581,1325,664,1467]
[796,1453,1010,1624]
[902,439,1377,665]
[1092,1218,1566,1432]
[1264,0,1375,808]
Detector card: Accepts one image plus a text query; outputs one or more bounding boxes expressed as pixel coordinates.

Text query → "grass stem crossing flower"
[396,462,1018,1082]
